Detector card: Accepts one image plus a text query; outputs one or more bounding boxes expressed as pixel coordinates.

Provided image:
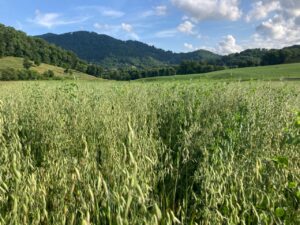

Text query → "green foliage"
[42,70,55,78]
[0,24,103,77]
[23,58,33,69]
[0,68,56,80]
[0,81,299,224]
[142,62,300,82]
[37,31,300,75]
[37,31,221,69]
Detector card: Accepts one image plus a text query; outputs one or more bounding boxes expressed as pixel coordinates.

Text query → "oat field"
[0,80,299,224]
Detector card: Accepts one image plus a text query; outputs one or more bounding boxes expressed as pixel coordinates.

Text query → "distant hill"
[222,46,300,67]
[0,24,103,77]
[37,31,221,68]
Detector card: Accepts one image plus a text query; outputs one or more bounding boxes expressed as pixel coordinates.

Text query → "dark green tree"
[23,58,33,69]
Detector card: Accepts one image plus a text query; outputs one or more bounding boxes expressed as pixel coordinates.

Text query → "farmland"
[0,80,299,224]
[142,63,300,82]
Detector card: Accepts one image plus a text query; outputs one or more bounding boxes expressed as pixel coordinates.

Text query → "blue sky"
[0,0,299,54]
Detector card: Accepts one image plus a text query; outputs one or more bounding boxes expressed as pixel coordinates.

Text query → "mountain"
[37,31,221,68]
[0,24,103,76]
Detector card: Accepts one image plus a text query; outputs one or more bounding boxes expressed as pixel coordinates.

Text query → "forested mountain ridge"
[0,24,103,76]
[38,31,300,70]
[37,31,221,68]
[1,23,300,81]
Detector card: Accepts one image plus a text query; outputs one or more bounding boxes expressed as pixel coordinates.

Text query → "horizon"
[1,0,300,54]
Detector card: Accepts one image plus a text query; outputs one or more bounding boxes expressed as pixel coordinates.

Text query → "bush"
[23,58,33,69]
[43,70,55,78]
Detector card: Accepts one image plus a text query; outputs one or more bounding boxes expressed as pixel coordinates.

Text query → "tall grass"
[0,81,299,224]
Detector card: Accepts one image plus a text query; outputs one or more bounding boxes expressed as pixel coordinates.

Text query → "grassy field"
[141,63,300,82]
[0,57,97,80]
[0,80,299,224]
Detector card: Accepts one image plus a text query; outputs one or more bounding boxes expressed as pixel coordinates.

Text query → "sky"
[0,0,300,54]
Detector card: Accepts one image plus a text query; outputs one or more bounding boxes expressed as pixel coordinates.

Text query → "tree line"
[0,67,57,81]
[1,23,300,81]
[101,61,225,80]
[0,24,103,77]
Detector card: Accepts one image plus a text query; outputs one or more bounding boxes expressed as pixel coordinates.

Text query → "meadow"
[142,63,300,82]
[0,80,299,225]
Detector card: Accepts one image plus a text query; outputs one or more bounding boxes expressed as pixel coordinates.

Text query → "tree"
[43,70,55,78]
[23,58,33,69]
[34,57,41,66]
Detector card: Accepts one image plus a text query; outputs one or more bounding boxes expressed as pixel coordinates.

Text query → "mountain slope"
[0,24,103,77]
[37,31,221,68]
[0,57,97,80]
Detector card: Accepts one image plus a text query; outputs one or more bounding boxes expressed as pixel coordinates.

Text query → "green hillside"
[0,57,97,80]
[0,24,103,77]
[141,63,300,82]
[37,31,221,69]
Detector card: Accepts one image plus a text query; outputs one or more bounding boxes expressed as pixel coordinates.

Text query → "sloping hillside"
[37,31,221,68]
[0,57,97,80]
[0,24,103,77]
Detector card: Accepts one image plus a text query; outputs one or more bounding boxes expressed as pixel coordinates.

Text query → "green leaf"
[288,182,297,189]
[275,207,285,218]
[272,156,289,167]
[296,190,300,200]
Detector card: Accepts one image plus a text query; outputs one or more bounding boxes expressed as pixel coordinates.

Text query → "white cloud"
[121,23,133,32]
[251,0,300,48]
[171,0,242,22]
[29,10,88,28]
[217,35,243,55]
[246,1,281,22]
[280,0,300,17]
[156,5,168,15]
[121,23,139,40]
[102,9,124,18]
[254,15,300,48]
[93,23,118,31]
[93,22,139,40]
[77,6,124,18]
[155,29,177,38]
[142,5,167,17]
[184,43,195,50]
[177,20,195,34]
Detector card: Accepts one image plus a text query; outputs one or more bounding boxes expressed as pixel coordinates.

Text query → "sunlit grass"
[0,80,299,224]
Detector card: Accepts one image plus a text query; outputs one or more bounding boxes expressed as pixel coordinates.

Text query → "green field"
[0,80,299,225]
[0,57,97,80]
[142,63,300,82]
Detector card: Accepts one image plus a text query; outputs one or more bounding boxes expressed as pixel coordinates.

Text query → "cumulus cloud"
[177,20,195,34]
[121,23,139,40]
[251,0,300,48]
[121,23,133,32]
[246,1,281,22]
[217,35,243,55]
[93,22,139,40]
[171,0,242,22]
[254,15,300,48]
[29,10,88,28]
[183,35,242,55]
[184,43,195,50]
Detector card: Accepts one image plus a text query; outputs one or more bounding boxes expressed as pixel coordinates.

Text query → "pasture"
[142,63,300,82]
